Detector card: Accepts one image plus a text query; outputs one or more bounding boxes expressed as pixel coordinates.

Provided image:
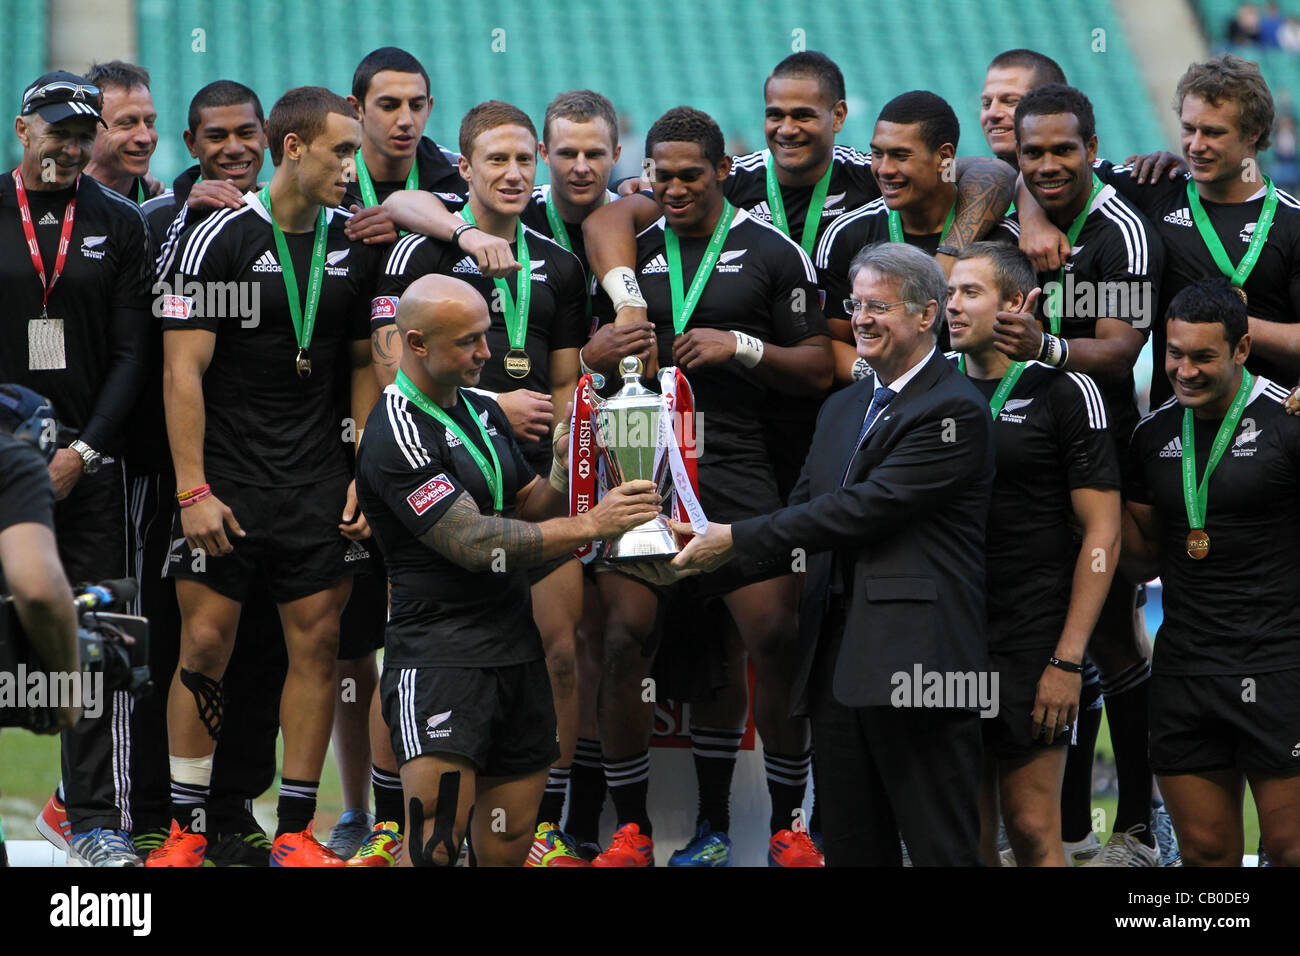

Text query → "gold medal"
[1233,285,1248,307]
[296,348,312,378]
[1186,529,1210,560]
[504,348,531,379]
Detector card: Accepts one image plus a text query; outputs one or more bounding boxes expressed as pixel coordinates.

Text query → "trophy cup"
[592,356,682,561]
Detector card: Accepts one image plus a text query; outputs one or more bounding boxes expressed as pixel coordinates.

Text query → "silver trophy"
[592,356,682,561]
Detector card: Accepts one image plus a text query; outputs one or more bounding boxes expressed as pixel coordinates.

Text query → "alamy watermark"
[890,664,999,718]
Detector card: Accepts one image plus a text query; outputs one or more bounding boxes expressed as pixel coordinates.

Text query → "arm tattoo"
[418,491,545,571]
[371,326,402,370]
[949,157,1016,249]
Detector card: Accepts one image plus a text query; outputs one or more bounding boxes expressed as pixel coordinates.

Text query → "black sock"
[536,766,570,828]
[170,780,209,836]
[603,751,651,837]
[372,765,404,834]
[1102,661,1154,845]
[1061,663,1103,843]
[275,778,318,837]
[691,724,743,833]
[764,749,811,835]
[566,738,606,845]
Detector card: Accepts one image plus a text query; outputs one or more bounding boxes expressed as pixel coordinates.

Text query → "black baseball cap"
[20,71,107,127]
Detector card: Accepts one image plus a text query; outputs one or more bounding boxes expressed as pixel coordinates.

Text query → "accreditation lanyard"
[396,370,503,513]
[354,149,419,209]
[260,185,329,375]
[1044,175,1105,335]
[13,170,78,318]
[461,206,531,351]
[958,355,1027,421]
[1181,369,1253,534]
[1187,178,1277,297]
[545,189,603,318]
[887,202,956,246]
[665,200,735,335]
[766,152,832,256]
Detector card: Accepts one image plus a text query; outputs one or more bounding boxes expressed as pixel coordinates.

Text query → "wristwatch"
[69,439,105,475]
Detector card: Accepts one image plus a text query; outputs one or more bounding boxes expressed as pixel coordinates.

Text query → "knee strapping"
[408,771,462,867]
[180,667,224,740]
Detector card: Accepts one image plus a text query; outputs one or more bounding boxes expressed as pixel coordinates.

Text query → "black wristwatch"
[1048,656,1085,674]
[69,439,105,475]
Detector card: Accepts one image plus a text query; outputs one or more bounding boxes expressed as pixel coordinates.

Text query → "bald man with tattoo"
[354,274,660,866]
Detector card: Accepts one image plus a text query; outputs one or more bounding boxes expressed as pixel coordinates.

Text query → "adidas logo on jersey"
[1164,207,1194,227]
[452,256,481,276]
[425,710,453,739]
[716,248,747,273]
[80,235,107,259]
[251,250,281,273]
[343,539,371,563]
[1159,436,1183,458]
[37,211,59,226]
[642,253,669,275]
[750,201,773,222]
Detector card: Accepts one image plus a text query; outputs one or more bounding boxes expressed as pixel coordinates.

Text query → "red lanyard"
[13,170,79,317]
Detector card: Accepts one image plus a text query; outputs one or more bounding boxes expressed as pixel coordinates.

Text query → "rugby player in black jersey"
[946,243,1121,866]
[584,107,832,867]
[373,101,594,863]
[355,274,658,867]
[2,72,153,867]
[83,61,157,205]
[146,87,383,867]
[993,84,1168,866]
[816,91,965,384]
[1125,278,1300,867]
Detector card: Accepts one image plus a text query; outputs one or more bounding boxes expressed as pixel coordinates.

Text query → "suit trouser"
[810,617,984,866]
[127,471,286,833]
[55,462,133,833]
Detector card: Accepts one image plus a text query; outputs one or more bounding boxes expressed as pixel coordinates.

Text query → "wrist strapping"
[1039,332,1069,368]
[601,266,647,312]
[731,330,765,368]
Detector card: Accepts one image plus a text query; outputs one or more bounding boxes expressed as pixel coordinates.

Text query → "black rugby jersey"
[997,183,1164,442]
[342,136,466,210]
[1126,376,1300,675]
[373,223,587,467]
[814,197,953,324]
[955,359,1120,651]
[519,183,618,279]
[1098,159,1300,403]
[589,206,828,515]
[0,173,152,455]
[725,145,880,246]
[161,193,380,486]
[356,384,541,668]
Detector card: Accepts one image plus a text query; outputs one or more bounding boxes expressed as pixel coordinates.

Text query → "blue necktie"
[855,386,896,449]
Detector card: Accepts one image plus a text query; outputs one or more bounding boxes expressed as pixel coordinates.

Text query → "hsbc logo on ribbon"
[407,474,455,515]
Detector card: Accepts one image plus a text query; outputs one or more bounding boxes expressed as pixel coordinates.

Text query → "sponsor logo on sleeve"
[159,294,194,320]
[407,474,456,515]
[371,295,399,322]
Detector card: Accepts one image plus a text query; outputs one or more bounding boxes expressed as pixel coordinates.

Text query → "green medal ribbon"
[395,370,503,513]
[1187,178,1277,296]
[765,151,832,256]
[135,180,146,206]
[665,200,735,335]
[958,355,1028,420]
[1044,174,1105,335]
[354,148,418,208]
[260,185,329,368]
[1181,368,1253,534]
[460,206,530,351]
[887,201,957,246]
[545,188,603,320]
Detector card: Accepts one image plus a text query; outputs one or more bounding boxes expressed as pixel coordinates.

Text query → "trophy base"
[598,514,681,561]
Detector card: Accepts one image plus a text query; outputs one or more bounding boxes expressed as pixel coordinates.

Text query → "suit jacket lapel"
[837,374,879,481]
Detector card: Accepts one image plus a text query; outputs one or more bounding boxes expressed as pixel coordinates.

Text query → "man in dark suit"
[672,241,995,865]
